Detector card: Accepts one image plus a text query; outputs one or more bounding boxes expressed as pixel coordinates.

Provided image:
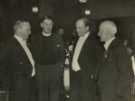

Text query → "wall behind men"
[39,0,135,42]
[0,0,39,42]
[0,0,135,43]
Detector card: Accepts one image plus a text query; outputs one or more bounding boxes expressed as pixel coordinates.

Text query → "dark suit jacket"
[0,37,34,101]
[71,33,103,101]
[98,38,134,101]
[78,34,103,77]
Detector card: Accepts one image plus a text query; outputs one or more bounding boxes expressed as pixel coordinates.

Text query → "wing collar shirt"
[131,55,135,76]
[14,35,36,77]
[72,32,90,72]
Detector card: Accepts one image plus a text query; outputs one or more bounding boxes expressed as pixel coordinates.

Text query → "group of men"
[71,18,134,101]
[0,16,134,101]
[0,16,64,101]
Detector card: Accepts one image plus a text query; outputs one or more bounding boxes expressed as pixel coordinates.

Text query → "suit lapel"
[79,34,92,58]
[13,37,32,65]
[104,38,121,60]
[107,38,120,51]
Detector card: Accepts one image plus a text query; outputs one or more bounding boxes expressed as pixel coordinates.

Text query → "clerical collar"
[42,32,52,37]
[104,37,115,50]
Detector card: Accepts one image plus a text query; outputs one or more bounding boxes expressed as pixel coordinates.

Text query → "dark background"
[0,0,135,43]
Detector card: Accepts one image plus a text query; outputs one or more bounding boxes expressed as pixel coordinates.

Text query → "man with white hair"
[0,20,36,101]
[97,20,133,101]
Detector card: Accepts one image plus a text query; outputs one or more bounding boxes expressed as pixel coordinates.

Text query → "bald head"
[100,20,117,34]
[98,20,117,42]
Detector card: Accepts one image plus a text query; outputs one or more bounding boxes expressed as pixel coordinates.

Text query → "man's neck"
[104,37,115,50]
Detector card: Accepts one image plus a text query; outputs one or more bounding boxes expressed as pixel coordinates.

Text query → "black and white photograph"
[0,0,135,101]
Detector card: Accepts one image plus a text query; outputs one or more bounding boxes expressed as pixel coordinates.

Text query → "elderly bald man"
[97,20,133,101]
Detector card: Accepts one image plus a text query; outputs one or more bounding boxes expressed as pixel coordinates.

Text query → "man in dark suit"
[97,20,133,101]
[70,17,103,101]
[30,16,65,101]
[0,20,36,101]
[123,39,135,101]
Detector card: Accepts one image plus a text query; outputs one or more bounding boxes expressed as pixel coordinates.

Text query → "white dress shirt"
[14,35,36,77]
[104,37,115,50]
[64,65,70,91]
[131,56,135,76]
[72,32,90,72]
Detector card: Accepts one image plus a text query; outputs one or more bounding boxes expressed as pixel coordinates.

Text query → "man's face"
[75,20,89,37]
[17,22,31,40]
[41,19,53,34]
[98,22,116,42]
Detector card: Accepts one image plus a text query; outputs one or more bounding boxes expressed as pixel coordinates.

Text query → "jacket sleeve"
[0,42,11,90]
[116,44,132,100]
